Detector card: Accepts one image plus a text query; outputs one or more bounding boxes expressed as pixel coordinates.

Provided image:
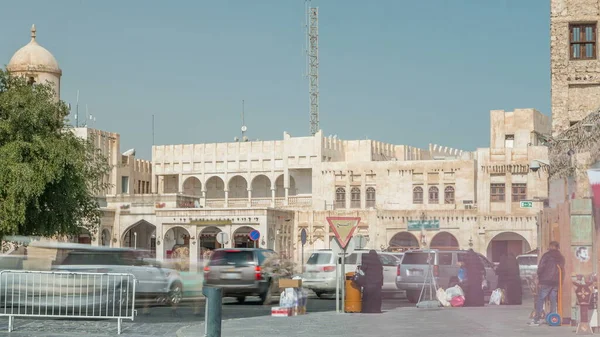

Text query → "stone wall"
[551,0,600,135]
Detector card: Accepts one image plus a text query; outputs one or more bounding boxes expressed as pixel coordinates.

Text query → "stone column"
[178,174,184,193]
[224,190,229,208]
[248,189,252,207]
[201,190,207,207]
[284,187,289,206]
[189,226,199,273]
[361,172,366,209]
[271,188,276,207]
[156,224,165,262]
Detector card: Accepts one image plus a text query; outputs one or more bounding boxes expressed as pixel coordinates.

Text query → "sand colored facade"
[4,24,551,272]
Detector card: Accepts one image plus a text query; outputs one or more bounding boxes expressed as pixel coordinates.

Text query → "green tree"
[0,69,111,240]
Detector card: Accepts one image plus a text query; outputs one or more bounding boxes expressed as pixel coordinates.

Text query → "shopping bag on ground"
[450,295,465,307]
[437,288,450,307]
[445,285,464,301]
[489,288,502,305]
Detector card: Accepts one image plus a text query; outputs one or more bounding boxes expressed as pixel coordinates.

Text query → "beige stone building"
[104,108,549,272]
[5,25,551,272]
[7,25,61,100]
[549,0,600,201]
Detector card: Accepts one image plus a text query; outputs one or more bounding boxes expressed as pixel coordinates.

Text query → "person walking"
[360,250,384,313]
[529,241,565,326]
[496,253,522,305]
[463,249,485,307]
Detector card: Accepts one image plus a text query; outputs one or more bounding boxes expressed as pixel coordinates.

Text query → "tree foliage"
[0,69,111,239]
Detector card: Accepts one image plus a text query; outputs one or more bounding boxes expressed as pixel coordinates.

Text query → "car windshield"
[209,250,255,266]
[307,252,332,265]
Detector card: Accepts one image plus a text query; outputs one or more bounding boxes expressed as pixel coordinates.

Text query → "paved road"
[0,294,412,336]
[179,298,572,337]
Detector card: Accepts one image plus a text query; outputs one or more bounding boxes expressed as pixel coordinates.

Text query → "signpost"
[520,201,533,208]
[248,230,260,248]
[330,237,355,313]
[327,216,360,313]
[300,228,307,271]
[216,232,229,248]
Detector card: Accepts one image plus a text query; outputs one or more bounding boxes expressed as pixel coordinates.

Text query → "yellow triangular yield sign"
[327,217,360,249]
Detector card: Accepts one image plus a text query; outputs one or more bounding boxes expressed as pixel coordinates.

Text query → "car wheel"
[168,282,183,306]
[236,296,246,304]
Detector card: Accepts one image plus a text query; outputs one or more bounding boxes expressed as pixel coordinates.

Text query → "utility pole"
[306,1,320,136]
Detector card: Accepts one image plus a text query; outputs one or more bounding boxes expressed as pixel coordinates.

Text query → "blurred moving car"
[301,249,403,298]
[0,242,184,312]
[202,248,278,304]
[53,245,184,306]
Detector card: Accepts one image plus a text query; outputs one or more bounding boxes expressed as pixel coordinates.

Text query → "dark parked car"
[203,248,278,304]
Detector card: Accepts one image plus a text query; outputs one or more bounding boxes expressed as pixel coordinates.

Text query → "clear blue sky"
[0,0,550,159]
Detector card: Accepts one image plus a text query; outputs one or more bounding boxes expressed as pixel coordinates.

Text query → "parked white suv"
[302,249,402,298]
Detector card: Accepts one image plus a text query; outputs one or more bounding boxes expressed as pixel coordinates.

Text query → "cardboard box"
[279,279,302,289]
[271,307,292,317]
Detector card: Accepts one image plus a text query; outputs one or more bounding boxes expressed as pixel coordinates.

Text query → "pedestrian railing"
[0,270,137,334]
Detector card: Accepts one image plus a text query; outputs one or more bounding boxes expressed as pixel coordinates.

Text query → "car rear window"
[209,250,255,266]
[401,252,433,265]
[307,252,332,265]
[518,256,537,266]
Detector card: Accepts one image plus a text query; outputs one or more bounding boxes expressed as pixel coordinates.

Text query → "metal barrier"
[0,270,137,335]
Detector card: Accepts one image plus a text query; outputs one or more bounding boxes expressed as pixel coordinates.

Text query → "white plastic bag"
[489,288,502,305]
[436,288,450,307]
[445,285,464,301]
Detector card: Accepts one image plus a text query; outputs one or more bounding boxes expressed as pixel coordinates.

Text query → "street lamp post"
[134,232,138,249]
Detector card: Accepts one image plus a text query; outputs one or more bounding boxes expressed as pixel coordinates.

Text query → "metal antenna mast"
[307,1,320,136]
[241,100,248,141]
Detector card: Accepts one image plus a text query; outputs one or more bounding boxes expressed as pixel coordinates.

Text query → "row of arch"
[413,186,455,204]
[388,231,532,262]
[183,174,297,198]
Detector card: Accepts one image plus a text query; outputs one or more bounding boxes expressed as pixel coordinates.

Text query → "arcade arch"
[228,175,248,199]
[251,175,271,198]
[486,232,531,263]
[388,232,420,251]
[205,176,225,199]
[233,226,257,248]
[122,220,156,255]
[183,177,202,196]
[429,232,459,250]
[275,175,297,197]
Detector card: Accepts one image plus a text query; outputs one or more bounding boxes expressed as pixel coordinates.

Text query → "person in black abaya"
[496,253,522,305]
[463,249,485,307]
[360,250,383,313]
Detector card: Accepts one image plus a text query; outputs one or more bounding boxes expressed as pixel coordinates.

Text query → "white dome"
[7,25,61,75]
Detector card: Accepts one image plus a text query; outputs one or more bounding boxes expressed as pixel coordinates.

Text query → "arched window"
[413,186,423,204]
[335,187,346,209]
[366,187,376,208]
[429,186,439,204]
[351,187,361,208]
[444,186,455,204]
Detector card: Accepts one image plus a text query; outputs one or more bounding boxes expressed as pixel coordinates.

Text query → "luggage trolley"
[546,265,564,326]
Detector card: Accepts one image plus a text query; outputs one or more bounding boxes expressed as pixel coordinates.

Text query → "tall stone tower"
[7,25,62,100]
[550,0,600,136]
